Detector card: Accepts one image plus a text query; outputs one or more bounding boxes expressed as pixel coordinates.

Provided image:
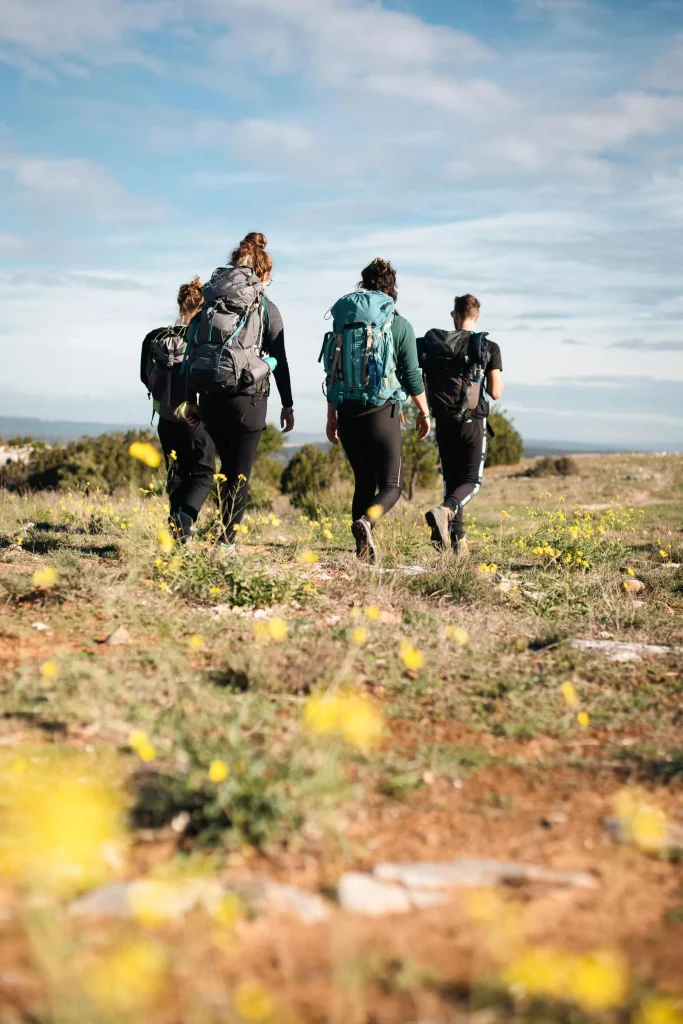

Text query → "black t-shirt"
[417,329,503,419]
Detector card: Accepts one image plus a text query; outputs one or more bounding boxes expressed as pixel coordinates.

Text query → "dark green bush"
[527,455,579,478]
[401,406,441,499]
[280,443,352,508]
[486,410,523,467]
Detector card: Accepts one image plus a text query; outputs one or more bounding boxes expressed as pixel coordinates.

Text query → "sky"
[1,0,682,447]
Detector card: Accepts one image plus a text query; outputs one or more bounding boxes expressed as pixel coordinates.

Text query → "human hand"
[183,403,201,427]
[326,414,340,446]
[416,412,431,440]
[281,407,295,434]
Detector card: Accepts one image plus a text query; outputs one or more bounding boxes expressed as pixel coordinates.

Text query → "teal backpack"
[319,290,407,407]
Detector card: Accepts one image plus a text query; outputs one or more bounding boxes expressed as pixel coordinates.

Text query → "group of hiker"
[140,232,504,559]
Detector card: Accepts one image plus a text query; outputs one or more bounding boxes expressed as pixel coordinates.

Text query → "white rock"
[337,872,445,916]
[374,858,597,891]
[570,639,678,662]
[104,626,131,646]
[262,882,331,923]
[31,622,51,632]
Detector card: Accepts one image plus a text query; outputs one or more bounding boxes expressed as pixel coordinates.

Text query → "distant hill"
[0,416,147,443]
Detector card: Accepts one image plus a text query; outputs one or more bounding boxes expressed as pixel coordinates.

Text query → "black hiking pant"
[199,392,266,543]
[157,417,216,521]
[337,400,403,523]
[434,415,487,541]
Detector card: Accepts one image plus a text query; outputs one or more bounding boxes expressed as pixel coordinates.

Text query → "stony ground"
[0,451,682,1024]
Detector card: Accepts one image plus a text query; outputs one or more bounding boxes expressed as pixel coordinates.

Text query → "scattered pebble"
[103,626,131,646]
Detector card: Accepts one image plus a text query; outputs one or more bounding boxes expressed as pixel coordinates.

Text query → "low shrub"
[528,455,580,478]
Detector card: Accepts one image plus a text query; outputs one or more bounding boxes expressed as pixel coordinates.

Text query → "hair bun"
[242,231,267,250]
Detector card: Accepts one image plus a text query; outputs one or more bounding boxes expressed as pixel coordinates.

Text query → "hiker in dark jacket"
[325,258,431,561]
[143,277,216,541]
[418,293,503,555]
[184,233,294,551]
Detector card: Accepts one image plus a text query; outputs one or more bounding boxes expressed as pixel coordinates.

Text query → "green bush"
[281,443,352,509]
[0,430,163,494]
[486,410,523,467]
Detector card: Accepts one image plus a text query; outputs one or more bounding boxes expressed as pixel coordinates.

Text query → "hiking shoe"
[452,535,468,558]
[425,505,453,552]
[352,517,376,563]
[170,509,194,544]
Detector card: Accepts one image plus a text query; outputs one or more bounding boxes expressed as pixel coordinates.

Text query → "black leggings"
[157,417,216,520]
[199,393,266,543]
[435,415,487,540]
[337,401,403,523]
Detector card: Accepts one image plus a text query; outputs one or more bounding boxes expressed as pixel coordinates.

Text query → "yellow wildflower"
[188,634,204,650]
[615,789,668,855]
[214,473,227,482]
[157,528,174,554]
[31,565,57,589]
[351,626,368,647]
[129,730,156,763]
[501,509,511,517]
[445,624,470,645]
[233,980,274,1022]
[40,660,58,679]
[561,681,579,707]
[659,550,670,559]
[572,950,629,1013]
[298,549,319,565]
[577,711,590,728]
[626,567,635,577]
[399,640,424,672]
[169,449,177,461]
[367,504,383,524]
[159,581,167,592]
[322,528,333,540]
[84,940,166,1013]
[268,618,288,642]
[635,997,683,1024]
[128,442,161,469]
[304,691,383,751]
[210,891,242,929]
[209,760,229,783]
[209,586,221,595]
[503,947,572,1001]
[0,754,127,895]
[364,605,380,621]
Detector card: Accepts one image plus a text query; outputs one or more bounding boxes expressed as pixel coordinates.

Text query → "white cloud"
[0,153,165,222]
[643,34,683,92]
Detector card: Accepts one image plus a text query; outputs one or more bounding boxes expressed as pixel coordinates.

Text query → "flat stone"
[104,626,131,646]
[570,639,676,662]
[622,580,645,594]
[70,878,224,920]
[261,882,331,923]
[374,858,597,891]
[70,882,131,918]
[337,872,446,916]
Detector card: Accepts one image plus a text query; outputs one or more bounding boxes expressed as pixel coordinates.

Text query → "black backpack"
[140,325,189,411]
[420,329,489,420]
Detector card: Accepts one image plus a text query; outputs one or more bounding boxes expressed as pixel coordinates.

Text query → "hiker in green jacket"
[324,258,431,561]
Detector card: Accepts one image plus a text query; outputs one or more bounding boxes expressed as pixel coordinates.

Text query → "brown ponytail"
[230,232,273,281]
[177,275,203,319]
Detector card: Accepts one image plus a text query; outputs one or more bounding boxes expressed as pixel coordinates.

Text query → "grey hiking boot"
[170,509,194,544]
[425,505,453,552]
[352,517,376,563]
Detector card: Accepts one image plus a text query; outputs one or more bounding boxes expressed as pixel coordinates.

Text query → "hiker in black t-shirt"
[418,293,504,554]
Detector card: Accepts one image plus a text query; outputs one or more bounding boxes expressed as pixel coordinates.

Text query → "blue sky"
[1,0,682,445]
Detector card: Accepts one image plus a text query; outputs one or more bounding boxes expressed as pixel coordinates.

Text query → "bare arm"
[487,369,504,401]
[326,402,340,445]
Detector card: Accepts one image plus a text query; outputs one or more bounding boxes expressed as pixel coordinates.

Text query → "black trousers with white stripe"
[434,415,487,540]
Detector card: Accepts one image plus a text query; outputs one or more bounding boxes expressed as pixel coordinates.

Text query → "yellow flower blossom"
[367,504,383,524]
[208,760,229,783]
[157,528,174,554]
[31,565,57,589]
[635,997,683,1024]
[0,754,127,895]
[364,605,380,621]
[577,711,590,728]
[572,951,629,1012]
[445,624,470,645]
[399,640,424,672]
[268,618,288,642]
[298,549,319,565]
[561,681,579,708]
[659,550,670,560]
[614,789,668,855]
[501,509,511,517]
[129,730,156,763]
[503,947,573,1001]
[210,891,242,929]
[304,690,383,751]
[351,626,368,647]
[159,581,167,592]
[40,660,58,679]
[233,980,274,1022]
[128,442,161,469]
[322,528,333,540]
[209,586,221,595]
[188,634,204,650]
[626,567,635,576]
[83,940,166,1013]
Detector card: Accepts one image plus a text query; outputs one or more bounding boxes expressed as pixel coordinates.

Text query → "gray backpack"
[187,266,270,395]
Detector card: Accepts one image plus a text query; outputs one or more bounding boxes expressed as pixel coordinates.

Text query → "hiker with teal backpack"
[140,276,216,542]
[183,233,294,551]
[322,258,430,561]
